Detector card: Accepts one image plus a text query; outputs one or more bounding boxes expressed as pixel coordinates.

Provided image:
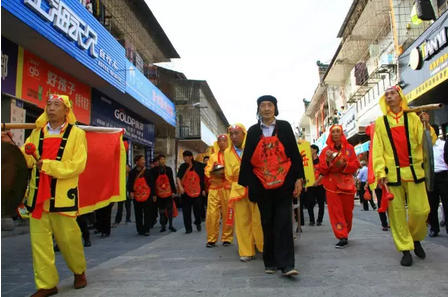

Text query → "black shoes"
[401,251,413,266]
[382,227,388,231]
[309,222,315,226]
[222,241,231,247]
[206,242,216,248]
[186,229,193,234]
[429,230,438,238]
[160,226,167,233]
[84,239,91,247]
[335,238,348,249]
[282,267,298,276]
[196,224,202,232]
[414,241,426,259]
[169,226,177,232]
[144,232,150,237]
[316,222,322,226]
[264,267,277,274]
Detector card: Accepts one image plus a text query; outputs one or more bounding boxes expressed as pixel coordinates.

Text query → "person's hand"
[130,192,135,199]
[202,190,206,197]
[364,184,368,190]
[325,150,334,161]
[37,160,43,171]
[153,196,157,202]
[335,157,347,168]
[419,112,429,123]
[179,187,185,195]
[172,194,175,198]
[312,181,319,187]
[378,177,387,187]
[293,179,303,198]
[1,131,14,144]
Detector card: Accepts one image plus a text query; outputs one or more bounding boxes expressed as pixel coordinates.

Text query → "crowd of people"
[1,86,447,296]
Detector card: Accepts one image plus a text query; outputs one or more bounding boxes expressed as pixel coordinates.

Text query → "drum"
[1,142,29,216]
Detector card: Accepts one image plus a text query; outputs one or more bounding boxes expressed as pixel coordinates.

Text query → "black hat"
[257,95,279,116]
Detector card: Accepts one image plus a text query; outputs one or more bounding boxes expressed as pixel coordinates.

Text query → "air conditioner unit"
[380,53,396,66]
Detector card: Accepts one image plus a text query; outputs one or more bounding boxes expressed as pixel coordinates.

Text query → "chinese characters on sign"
[20,50,91,124]
[1,37,19,95]
[125,60,176,127]
[25,0,98,57]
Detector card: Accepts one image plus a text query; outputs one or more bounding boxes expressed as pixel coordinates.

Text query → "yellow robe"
[21,124,87,290]
[372,93,436,252]
[21,124,88,217]
[204,144,233,244]
[224,146,263,257]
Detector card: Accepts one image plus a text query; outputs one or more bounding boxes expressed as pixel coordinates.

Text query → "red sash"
[155,173,173,198]
[34,137,62,219]
[134,168,151,202]
[181,165,201,198]
[250,133,291,190]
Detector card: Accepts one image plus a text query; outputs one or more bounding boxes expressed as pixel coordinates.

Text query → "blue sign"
[91,89,155,147]
[2,0,126,92]
[125,60,176,126]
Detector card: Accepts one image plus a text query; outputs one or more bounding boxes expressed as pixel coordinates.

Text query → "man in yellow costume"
[22,94,88,296]
[225,124,263,262]
[204,134,233,247]
[373,86,436,267]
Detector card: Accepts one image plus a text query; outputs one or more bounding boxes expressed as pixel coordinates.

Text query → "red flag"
[78,128,126,214]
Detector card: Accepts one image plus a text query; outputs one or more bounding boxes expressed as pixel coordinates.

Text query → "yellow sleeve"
[41,129,87,179]
[372,122,386,179]
[204,154,215,178]
[20,135,37,169]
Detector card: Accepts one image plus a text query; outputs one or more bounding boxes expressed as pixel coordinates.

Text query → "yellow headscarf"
[35,94,77,128]
[213,134,231,153]
[228,123,247,148]
[379,85,410,115]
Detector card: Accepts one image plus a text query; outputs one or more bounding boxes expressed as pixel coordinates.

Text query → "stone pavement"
[2,204,448,297]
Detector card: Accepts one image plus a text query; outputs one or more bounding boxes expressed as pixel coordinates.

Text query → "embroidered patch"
[335,223,344,230]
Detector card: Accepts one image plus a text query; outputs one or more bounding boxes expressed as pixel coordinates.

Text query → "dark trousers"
[374,188,389,228]
[158,196,174,227]
[306,186,326,223]
[257,190,294,270]
[428,171,448,234]
[115,197,132,224]
[182,194,202,231]
[95,204,113,236]
[134,199,154,234]
[300,191,306,226]
[77,214,90,241]
[359,182,376,210]
[201,194,208,220]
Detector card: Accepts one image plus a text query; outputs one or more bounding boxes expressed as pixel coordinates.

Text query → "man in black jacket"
[152,155,177,233]
[177,151,206,234]
[239,95,304,276]
[127,155,157,236]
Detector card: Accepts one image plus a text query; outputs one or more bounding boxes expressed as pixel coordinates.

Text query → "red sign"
[20,50,91,124]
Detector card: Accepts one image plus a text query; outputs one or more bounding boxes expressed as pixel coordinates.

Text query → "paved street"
[2,204,448,297]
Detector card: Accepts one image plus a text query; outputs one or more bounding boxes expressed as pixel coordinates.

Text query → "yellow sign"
[298,140,315,187]
[406,64,448,103]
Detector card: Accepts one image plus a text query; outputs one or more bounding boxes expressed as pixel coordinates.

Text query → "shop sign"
[1,37,19,96]
[91,89,155,147]
[2,0,126,92]
[400,11,448,103]
[125,60,176,127]
[19,49,91,124]
[339,104,357,139]
[200,121,217,146]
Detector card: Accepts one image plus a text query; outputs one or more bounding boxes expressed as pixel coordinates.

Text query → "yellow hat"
[36,94,77,128]
[228,123,247,148]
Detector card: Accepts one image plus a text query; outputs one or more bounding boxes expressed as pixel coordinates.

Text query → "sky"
[146,0,353,129]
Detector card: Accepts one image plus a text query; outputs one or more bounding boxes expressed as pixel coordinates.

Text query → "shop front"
[91,89,155,168]
[400,9,448,133]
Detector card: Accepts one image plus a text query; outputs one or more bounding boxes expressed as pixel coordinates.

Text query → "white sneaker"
[240,256,253,262]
